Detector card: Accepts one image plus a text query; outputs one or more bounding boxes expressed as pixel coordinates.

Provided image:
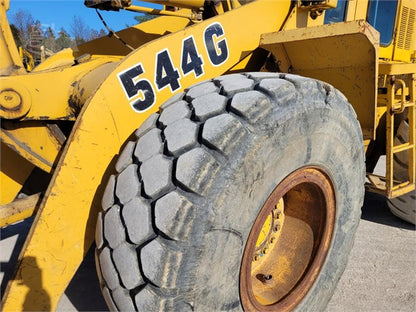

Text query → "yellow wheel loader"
[1,0,415,310]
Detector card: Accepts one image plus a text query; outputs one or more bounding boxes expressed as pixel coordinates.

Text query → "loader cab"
[324,0,348,24]
[367,0,397,47]
[366,0,399,61]
[324,0,415,62]
[370,0,416,62]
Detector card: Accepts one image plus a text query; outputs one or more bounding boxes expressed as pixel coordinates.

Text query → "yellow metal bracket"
[367,63,416,198]
[1,122,64,173]
[386,74,415,197]
[0,193,40,228]
[0,0,25,75]
[260,20,379,140]
[0,58,119,121]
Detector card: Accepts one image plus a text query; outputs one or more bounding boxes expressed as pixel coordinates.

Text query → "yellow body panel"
[1,124,62,173]
[0,142,34,205]
[0,193,40,227]
[73,14,193,58]
[0,0,25,75]
[393,0,416,62]
[0,57,120,120]
[261,20,379,140]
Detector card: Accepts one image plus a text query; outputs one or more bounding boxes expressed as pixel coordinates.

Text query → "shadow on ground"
[0,218,107,311]
[361,191,415,231]
[0,216,34,297]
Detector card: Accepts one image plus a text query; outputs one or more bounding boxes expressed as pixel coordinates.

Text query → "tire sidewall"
[191,103,364,311]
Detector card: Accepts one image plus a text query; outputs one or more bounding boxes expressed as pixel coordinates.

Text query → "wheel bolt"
[273,222,280,232]
[256,274,273,284]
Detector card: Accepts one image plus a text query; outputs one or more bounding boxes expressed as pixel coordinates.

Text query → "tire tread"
[96,73,365,310]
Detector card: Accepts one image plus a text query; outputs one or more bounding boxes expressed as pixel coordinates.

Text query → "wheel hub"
[240,167,336,311]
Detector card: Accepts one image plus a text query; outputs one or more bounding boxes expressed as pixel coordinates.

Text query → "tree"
[134,14,156,24]
[11,9,35,49]
[70,15,92,45]
[10,10,105,59]
[56,28,73,49]
[99,29,107,37]
[10,10,45,63]
[9,24,22,47]
[43,27,60,53]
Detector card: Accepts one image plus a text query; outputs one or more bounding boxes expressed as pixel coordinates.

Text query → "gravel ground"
[327,191,416,312]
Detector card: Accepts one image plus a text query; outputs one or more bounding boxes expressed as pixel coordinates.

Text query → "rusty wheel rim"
[240,167,336,311]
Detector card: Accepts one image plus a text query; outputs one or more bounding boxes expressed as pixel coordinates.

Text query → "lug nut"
[256,274,273,284]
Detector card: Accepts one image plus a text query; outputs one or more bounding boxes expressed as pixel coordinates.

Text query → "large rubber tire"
[387,120,416,224]
[95,73,365,311]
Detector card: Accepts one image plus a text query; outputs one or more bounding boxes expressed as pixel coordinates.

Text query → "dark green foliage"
[134,14,156,24]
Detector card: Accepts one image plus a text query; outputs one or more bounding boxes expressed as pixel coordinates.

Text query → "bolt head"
[0,90,21,111]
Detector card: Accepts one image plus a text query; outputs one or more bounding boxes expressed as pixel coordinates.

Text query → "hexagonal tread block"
[98,247,120,290]
[160,91,185,110]
[202,114,246,156]
[155,191,195,241]
[115,164,140,204]
[112,287,136,311]
[134,285,159,312]
[102,175,116,211]
[258,78,297,107]
[217,75,254,97]
[176,148,219,195]
[113,243,144,289]
[140,238,182,288]
[192,93,227,122]
[159,100,191,126]
[164,118,198,156]
[247,72,283,82]
[186,82,219,100]
[230,90,272,123]
[135,113,159,138]
[104,205,125,249]
[140,154,173,198]
[134,128,163,163]
[122,196,154,245]
[115,141,136,173]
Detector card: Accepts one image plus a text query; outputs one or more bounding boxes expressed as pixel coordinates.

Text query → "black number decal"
[181,36,204,77]
[119,23,230,113]
[204,23,228,66]
[118,64,155,112]
[155,49,180,92]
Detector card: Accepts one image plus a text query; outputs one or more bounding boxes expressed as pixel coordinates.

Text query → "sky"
[6,0,161,34]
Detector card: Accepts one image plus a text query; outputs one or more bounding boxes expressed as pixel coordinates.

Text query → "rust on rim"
[240,166,336,311]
